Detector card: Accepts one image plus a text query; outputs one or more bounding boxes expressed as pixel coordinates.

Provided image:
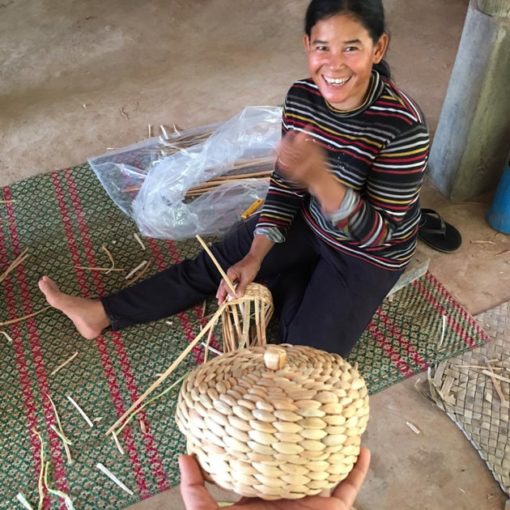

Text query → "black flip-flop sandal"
[418,208,462,253]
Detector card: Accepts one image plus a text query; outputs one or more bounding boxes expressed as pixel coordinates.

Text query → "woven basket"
[175,344,369,500]
[221,282,274,352]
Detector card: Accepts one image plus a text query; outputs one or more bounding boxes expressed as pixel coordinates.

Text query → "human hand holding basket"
[175,344,370,501]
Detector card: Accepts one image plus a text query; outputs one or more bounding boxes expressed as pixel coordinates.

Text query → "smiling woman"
[39,0,429,361]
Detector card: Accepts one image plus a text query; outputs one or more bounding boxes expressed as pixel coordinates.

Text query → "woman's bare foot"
[38,276,111,339]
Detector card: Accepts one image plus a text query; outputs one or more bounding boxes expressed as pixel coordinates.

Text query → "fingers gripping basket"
[175,344,369,500]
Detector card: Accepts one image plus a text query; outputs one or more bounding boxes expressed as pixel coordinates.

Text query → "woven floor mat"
[0,164,491,509]
[428,300,510,497]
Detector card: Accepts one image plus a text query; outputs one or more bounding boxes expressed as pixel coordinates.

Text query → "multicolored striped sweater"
[256,71,430,270]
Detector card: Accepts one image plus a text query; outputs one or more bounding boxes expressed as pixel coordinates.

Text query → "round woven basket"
[175,344,369,500]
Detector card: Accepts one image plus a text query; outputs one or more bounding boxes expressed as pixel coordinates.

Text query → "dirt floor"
[1,0,509,509]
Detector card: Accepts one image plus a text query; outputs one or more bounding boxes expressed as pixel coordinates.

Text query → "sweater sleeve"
[330,122,430,247]
[255,96,308,240]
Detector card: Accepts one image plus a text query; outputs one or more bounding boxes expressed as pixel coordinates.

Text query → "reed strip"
[195,236,236,295]
[0,306,51,327]
[0,248,29,285]
[51,352,78,376]
[106,305,226,435]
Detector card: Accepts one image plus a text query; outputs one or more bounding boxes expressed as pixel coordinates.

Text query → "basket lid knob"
[263,346,287,371]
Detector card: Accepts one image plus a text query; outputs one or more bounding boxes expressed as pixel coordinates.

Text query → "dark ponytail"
[305,0,391,79]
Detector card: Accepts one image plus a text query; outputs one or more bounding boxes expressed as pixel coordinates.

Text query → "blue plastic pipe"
[487,160,510,234]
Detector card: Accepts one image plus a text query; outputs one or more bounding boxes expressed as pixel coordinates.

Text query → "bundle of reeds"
[122,125,274,198]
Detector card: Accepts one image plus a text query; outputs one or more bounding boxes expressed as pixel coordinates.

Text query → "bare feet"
[38,276,111,340]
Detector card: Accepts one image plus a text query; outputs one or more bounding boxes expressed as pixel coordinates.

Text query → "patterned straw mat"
[0,164,491,509]
[428,300,510,498]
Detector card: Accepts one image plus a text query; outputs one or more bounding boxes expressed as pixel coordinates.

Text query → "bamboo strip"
[481,370,510,384]
[106,305,226,435]
[115,374,187,436]
[231,306,243,343]
[96,463,134,496]
[241,301,251,349]
[241,198,264,220]
[201,341,222,357]
[46,394,72,465]
[0,306,50,327]
[0,248,29,285]
[133,232,146,251]
[0,330,13,343]
[43,462,75,509]
[203,326,215,364]
[16,493,35,510]
[101,245,116,274]
[127,261,152,285]
[112,432,124,455]
[76,266,125,272]
[67,396,94,428]
[32,429,45,510]
[125,260,148,280]
[195,236,237,295]
[51,352,78,376]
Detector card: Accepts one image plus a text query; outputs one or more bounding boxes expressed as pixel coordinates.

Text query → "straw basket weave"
[221,282,274,352]
[175,344,369,500]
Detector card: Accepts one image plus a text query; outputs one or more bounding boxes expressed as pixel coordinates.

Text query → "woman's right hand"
[216,253,262,304]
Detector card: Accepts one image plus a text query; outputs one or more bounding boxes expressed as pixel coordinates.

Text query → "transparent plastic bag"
[89,106,282,239]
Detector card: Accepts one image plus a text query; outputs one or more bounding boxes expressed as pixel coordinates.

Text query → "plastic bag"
[89,106,282,239]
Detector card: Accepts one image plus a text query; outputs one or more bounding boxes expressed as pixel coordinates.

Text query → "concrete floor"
[2,0,509,508]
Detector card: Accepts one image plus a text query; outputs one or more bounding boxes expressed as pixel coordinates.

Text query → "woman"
[39,0,429,356]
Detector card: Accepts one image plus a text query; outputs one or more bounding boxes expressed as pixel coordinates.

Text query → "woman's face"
[304,14,388,111]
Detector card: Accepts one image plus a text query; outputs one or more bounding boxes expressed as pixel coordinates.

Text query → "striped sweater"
[256,71,430,270]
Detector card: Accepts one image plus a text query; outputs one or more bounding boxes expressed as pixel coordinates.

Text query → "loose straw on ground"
[0,248,28,285]
[106,306,225,435]
[101,245,117,274]
[96,463,134,496]
[125,260,148,280]
[127,261,151,284]
[160,125,170,140]
[76,266,125,273]
[16,493,34,510]
[437,315,447,351]
[43,462,75,510]
[133,232,146,251]
[51,352,78,376]
[0,306,50,327]
[33,429,46,510]
[47,394,72,464]
[67,396,94,428]
[112,431,125,455]
[0,330,13,343]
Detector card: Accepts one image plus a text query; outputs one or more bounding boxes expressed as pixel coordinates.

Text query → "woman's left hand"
[277,129,331,191]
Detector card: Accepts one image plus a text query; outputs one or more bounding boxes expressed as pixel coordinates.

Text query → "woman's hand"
[277,129,330,190]
[216,253,262,304]
[179,447,371,510]
[278,129,346,213]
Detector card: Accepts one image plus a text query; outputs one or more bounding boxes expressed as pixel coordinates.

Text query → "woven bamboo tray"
[175,344,369,500]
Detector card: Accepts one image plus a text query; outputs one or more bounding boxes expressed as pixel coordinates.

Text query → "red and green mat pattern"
[0,164,490,509]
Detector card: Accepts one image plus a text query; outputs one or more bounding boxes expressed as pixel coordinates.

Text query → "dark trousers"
[102,215,403,356]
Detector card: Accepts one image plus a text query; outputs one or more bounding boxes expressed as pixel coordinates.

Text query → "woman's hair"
[304,0,391,78]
